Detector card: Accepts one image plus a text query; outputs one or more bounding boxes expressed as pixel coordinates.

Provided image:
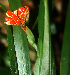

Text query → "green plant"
[0,0,70,75]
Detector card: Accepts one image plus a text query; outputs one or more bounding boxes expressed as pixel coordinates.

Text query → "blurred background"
[0,0,69,75]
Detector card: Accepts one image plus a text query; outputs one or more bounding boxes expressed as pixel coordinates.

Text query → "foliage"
[0,0,70,75]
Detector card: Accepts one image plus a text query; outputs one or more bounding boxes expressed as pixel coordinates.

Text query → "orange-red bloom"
[5,6,29,25]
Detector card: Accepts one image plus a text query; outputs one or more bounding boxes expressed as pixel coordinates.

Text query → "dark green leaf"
[8,0,21,10]
[7,0,22,75]
[13,26,32,75]
[7,26,18,75]
[34,0,51,75]
[26,26,37,51]
[34,0,44,74]
[32,17,38,29]
[51,45,56,75]
[40,0,50,74]
[34,0,45,74]
[60,0,70,75]
[8,0,32,74]
[0,3,7,12]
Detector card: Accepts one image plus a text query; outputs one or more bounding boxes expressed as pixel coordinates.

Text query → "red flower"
[5,6,29,25]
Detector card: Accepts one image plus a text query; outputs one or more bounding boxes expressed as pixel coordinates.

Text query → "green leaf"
[32,17,38,29]
[26,26,37,51]
[8,0,32,74]
[34,0,52,75]
[8,0,21,10]
[34,0,44,74]
[7,0,22,74]
[21,25,37,51]
[60,1,70,75]
[13,26,32,75]
[0,3,7,12]
[51,45,56,75]
[40,0,50,74]
[7,26,18,75]
[37,0,44,57]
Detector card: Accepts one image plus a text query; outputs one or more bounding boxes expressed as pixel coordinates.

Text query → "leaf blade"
[40,0,50,74]
[7,26,18,75]
[60,1,70,75]
[0,3,7,12]
[8,0,32,74]
[13,26,32,75]
[34,0,51,75]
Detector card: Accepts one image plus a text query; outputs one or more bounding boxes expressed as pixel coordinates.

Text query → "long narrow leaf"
[60,0,70,75]
[40,0,50,74]
[0,3,7,12]
[34,0,44,74]
[8,0,32,74]
[7,26,18,75]
[13,26,32,75]
[34,0,51,74]
[51,45,56,75]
